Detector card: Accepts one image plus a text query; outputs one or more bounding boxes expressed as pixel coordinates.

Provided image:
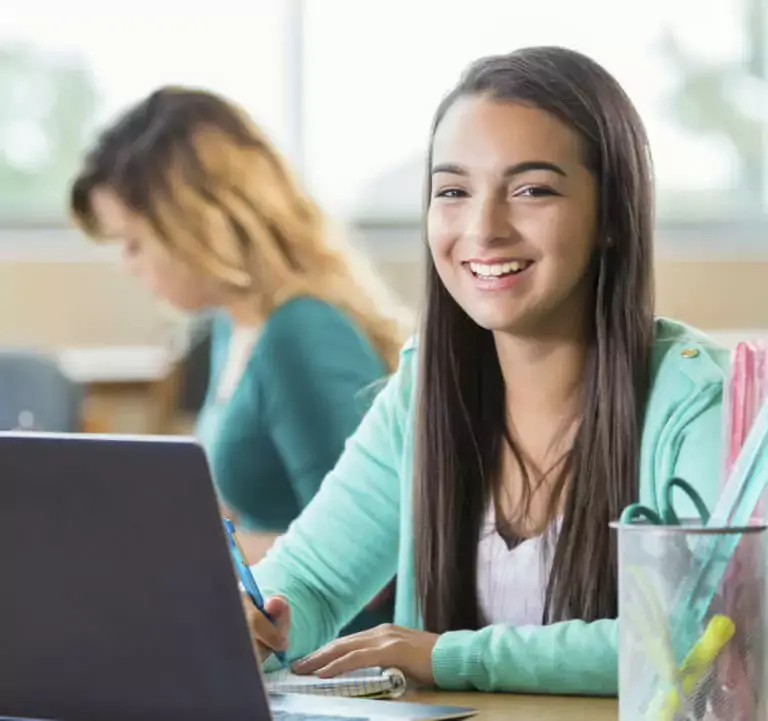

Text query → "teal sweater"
[196,296,393,632]
[253,318,730,694]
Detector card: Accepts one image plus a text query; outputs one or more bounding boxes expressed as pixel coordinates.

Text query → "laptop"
[0,432,475,721]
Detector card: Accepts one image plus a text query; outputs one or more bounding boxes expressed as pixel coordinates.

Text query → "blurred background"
[1,0,768,436]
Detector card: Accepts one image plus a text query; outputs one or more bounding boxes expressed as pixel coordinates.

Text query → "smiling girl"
[245,46,728,694]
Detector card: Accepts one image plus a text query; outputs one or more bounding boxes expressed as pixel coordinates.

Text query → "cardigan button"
[680,348,700,359]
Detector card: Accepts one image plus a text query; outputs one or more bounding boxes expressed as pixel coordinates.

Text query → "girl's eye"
[435,188,469,199]
[514,185,559,198]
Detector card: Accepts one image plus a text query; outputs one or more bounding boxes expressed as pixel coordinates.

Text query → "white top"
[215,325,261,402]
[476,505,559,626]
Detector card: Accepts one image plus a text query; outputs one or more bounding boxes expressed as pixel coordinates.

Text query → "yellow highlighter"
[653,614,735,721]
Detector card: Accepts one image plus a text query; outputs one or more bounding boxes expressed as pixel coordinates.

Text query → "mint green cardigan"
[253,318,729,695]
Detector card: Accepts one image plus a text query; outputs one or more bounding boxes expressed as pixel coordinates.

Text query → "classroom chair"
[0,348,83,432]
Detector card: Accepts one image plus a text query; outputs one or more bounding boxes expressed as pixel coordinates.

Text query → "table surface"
[402,690,617,721]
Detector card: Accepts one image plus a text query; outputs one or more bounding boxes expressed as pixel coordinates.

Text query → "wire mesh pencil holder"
[612,520,767,721]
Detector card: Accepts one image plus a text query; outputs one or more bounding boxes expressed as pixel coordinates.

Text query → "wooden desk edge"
[400,689,617,721]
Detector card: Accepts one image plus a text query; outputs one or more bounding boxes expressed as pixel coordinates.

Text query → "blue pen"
[222,517,287,667]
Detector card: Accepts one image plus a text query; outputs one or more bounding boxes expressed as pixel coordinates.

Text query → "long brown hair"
[69,86,410,371]
[414,47,655,632]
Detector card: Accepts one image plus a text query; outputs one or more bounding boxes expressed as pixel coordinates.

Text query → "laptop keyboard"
[272,711,369,721]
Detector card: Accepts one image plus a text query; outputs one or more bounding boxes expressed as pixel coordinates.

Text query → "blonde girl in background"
[70,86,410,634]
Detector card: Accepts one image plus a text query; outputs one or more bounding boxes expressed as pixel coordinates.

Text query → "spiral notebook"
[265,666,407,699]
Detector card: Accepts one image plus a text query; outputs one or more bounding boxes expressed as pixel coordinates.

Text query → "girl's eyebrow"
[431,160,568,178]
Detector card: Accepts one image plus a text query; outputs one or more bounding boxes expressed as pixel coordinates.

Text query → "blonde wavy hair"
[70,86,411,371]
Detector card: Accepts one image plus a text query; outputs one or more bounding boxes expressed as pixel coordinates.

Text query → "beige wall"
[655,261,768,330]
[0,258,767,350]
[0,261,174,349]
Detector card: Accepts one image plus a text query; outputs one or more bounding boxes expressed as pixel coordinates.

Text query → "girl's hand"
[291,624,439,685]
[242,595,291,663]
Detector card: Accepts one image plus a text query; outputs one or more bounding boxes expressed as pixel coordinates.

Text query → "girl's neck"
[494,329,588,424]
[224,291,266,327]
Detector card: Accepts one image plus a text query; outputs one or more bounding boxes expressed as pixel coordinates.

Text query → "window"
[301,0,768,225]
[4,1,767,233]
[0,1,292,222]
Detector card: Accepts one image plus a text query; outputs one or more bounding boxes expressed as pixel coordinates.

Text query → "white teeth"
[468,260,529,277]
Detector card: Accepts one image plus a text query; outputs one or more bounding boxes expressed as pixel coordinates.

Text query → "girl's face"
[427,95,599,338]
[89,187,225,312]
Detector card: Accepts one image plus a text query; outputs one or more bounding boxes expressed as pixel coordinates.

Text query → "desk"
[56,345,172,384]
[403,690,617,721]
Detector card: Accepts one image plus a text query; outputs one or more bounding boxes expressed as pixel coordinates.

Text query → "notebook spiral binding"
[265,666,407,699]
